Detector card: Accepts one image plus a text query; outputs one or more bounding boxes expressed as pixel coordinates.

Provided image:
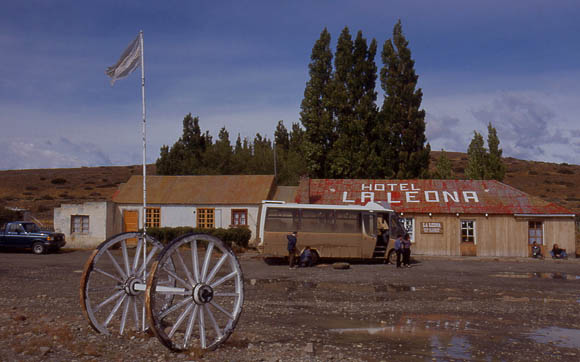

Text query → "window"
[71,215,89,233]
[528,221,543,245]
[401,217,415,242]
[302,209,336,233]
[460,220,476,243]
[197,208,215,229]
[231,209,248,226]
[265,208,300,232]
[146,208,160,228]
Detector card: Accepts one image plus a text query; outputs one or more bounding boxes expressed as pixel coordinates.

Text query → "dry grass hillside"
[0,165,156,226]
[0,153,578,228]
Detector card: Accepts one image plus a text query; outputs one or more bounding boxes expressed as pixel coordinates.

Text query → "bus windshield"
[389,213,407,238]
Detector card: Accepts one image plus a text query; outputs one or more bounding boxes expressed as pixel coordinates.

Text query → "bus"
[257,201,407,264]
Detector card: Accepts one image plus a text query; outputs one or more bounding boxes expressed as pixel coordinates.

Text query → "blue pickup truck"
[0,221,66,254]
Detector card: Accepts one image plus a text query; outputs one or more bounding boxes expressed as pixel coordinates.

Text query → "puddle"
[527,327,580,349]
[431,335,473,360]
[249,279,415,294]
[330,316,478,360]
[491,272,580,280]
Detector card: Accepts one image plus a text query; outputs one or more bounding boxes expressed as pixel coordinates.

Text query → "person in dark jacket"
[394,234,403,268]
[401,233,412,268]
[550,243,567,259]
[287,231,298,269]
[299,246,314,267]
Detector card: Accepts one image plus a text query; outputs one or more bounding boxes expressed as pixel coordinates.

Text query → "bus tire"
[386,249,397,265]
[311,251,319,266]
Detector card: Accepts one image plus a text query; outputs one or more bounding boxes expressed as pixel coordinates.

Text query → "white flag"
[105,34,141,85]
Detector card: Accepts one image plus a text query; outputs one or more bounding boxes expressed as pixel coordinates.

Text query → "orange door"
[123,210,139,246]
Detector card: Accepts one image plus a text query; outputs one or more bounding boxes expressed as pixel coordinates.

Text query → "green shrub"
[557,168,574,175]
[144,226,251,248]
[51,178,67,185]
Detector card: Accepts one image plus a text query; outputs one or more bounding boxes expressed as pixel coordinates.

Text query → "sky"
[1,0,579,170]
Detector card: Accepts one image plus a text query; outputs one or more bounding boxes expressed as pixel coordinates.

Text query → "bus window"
[362,213,377,237]
[301,209,335,233]
[335,210,361,233]
[265,208,299,232]
[389,213,407,238]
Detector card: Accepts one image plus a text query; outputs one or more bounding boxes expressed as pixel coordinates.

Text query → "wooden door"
[123,210,139,246]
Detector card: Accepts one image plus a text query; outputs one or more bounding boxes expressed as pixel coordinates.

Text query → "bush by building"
[144,226,251,248]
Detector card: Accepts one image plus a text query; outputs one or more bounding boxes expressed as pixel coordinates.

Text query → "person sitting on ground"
[299,246,314,267]
[550,243,567,259]
[531,242,543,259]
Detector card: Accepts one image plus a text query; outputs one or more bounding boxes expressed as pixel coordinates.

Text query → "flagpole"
[139,29,147,331]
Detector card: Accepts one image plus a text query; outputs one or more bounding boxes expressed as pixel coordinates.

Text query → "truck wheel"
[386,249,397,265]
[311,251,319,265]
[32,242,46,255]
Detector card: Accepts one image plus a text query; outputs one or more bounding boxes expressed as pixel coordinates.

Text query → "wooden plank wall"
[544,218,575,254]
[412,214,575,258]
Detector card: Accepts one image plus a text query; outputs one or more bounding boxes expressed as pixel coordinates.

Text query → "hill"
[0,154,578,227]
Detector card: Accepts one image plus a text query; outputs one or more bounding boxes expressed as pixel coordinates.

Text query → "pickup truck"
[0,221,66,254]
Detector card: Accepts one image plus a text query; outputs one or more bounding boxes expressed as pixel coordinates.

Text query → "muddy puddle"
[249,278,416,294]
[527,327,580,349]
[329,315,480,360]
[490,272,580,280]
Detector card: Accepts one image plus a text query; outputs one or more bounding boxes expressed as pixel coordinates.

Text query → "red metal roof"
[295,179,574,215]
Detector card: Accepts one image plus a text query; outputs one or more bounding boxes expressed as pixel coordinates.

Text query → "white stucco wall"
[53,201,114,249]
[116,204,260,241]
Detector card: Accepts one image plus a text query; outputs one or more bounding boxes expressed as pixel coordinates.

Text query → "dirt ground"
[1,249,579,361]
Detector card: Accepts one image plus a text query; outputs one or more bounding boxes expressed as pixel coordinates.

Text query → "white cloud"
[0,138,110,170]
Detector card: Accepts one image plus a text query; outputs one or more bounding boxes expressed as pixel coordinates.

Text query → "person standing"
[287,231,298,269]
[394,234,403,268]
[402,233,412,268]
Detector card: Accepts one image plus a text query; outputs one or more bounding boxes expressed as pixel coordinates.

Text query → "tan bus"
[257,201,407,264]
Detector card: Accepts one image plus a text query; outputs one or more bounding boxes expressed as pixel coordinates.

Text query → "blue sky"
[1,0,579,170]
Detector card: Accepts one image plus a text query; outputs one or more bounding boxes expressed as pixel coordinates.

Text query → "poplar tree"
[376,20,430,178]
[300,28,335,178]
[466,131,487,180]
[434,149,453,179]
[330,29,378,178]
[328,27,354,178]
[486,122,506,181]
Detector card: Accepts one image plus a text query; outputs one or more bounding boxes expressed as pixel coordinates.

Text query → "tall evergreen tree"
[434,149,453,179]
[466,131,487,180]
[330,29,378,178]
[208,127,233,174]
[300,28,335,178]
[377,20,430,178]
[486,122,506,181]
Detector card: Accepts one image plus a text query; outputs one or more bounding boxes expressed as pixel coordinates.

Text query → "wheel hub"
[193,284,214,304]
[123,276,143,296]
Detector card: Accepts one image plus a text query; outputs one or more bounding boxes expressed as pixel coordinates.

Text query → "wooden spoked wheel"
[80,232,167,335]
[146,234,244,352]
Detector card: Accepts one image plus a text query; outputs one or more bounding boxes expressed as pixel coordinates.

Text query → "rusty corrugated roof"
[296,179,574,215]
[113,175,275,205]
[272,186,298,203]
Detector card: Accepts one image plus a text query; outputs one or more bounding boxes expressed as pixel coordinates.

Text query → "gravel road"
[1,249,579,361]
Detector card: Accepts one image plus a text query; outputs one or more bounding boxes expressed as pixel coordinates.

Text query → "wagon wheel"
[146,233,244,352]
[80,232,172,335]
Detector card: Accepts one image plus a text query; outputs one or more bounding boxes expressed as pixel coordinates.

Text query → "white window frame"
[71,215,89,234]
[527,221,544,245]
[460,219,476,244]
[401,217,415,243]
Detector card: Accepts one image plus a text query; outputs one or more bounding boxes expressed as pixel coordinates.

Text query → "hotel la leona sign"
[336,182,480,205]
